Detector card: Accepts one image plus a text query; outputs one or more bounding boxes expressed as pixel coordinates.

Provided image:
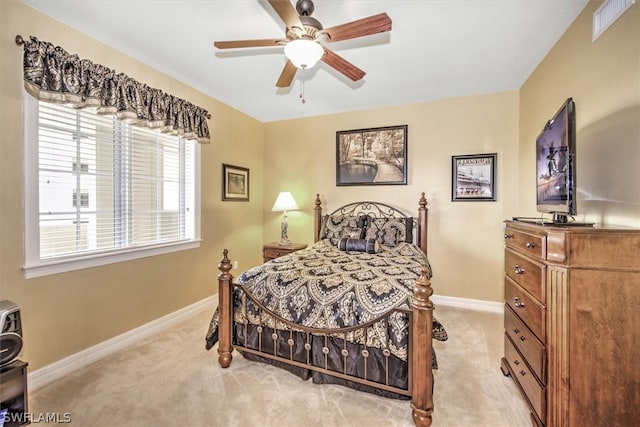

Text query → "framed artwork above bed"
[336,125,408,186]
[222,164,249,201]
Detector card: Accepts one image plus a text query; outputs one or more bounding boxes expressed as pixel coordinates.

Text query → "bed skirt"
[233,322,412,400]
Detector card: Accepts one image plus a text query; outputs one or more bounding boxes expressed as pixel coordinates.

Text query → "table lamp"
[271,192,299,246]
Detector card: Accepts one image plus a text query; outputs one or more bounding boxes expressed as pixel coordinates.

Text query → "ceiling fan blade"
[268,0,303,31]
[214,39,284,49]
[276,60,298,87]
[321,48,365,82]
[323,12,392,43]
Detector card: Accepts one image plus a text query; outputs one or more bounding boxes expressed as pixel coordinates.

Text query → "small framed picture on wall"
[451,153,497,201]
[222,164,249,201]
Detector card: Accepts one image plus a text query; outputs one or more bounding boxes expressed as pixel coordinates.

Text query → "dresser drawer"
[505,278,546,343]
[505,249,546,303]
[504,225,546,260]
[505,335,546,421]
[504,305,546,382]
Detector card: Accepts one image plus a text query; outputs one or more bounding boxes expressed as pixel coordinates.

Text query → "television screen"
[536,98,576,221]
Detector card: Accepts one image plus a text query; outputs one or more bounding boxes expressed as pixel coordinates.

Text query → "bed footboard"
[216,250,437,427]
[411,266,435,427]
[411,192,435,426]
[217,249,234,368]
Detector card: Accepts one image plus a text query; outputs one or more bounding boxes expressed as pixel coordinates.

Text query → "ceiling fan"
[213,0,392,88]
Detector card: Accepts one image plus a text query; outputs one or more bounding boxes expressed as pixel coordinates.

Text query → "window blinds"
[37,102,195,259]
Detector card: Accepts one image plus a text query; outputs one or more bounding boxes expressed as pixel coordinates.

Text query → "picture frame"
[222,164,249,201]
[451,153,497,201]
[336,125,408,186]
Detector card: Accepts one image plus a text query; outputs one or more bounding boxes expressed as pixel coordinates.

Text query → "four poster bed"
[205,193,447,426]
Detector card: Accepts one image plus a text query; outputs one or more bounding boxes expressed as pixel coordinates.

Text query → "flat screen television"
[535,97,576,223]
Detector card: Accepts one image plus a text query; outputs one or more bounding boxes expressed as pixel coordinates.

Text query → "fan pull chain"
[300,77,306,104]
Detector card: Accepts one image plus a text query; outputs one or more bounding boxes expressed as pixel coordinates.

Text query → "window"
[72,192,90,208]
[23,94,201,278]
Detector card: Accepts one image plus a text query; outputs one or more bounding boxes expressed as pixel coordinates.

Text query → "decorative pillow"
[341,227,364,239]
[365,217,413,246]
[320,215,367,245]
[337,237,380,254]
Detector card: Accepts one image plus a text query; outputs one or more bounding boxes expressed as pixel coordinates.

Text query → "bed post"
[313,193,322,243]
[411,266,435,427]
[417,192,428,257]
[217,249,234,368]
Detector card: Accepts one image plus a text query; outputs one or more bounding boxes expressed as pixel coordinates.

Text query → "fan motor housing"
[296,0,315,16]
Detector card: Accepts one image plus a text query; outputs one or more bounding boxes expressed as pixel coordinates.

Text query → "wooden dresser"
[500,220,640,427]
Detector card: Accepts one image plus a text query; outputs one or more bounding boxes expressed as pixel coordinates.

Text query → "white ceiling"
[20,0,589,123]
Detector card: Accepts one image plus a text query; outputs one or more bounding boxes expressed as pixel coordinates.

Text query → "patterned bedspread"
[206,239,447,362]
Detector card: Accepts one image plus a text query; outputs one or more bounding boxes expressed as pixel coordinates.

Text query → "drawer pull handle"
[520,336,526,341]
[504,233,514,239]
[513,328,520,334]
[525,241,536,248]
[513,359,520,366]
[513,264,526,275]
[519,370,526,377]
[513,297,525,308]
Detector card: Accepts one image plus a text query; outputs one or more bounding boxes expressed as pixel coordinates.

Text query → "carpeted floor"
[29,304,531,426]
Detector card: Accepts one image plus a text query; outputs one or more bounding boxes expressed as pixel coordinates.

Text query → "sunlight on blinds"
[37,102,195,259]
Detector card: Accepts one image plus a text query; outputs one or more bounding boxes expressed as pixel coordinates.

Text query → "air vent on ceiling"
[593,0,635,41]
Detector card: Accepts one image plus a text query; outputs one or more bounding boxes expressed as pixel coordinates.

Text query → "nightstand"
[263,242,307,262]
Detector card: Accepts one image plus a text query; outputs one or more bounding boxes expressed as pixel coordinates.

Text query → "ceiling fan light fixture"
[284,39,324,69]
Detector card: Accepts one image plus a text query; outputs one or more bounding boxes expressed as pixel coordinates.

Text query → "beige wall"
[519,1,640,226]
[0,0,265,370]
[264,92,521,303]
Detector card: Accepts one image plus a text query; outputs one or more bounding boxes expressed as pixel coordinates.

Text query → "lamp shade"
[284,39,324,69]
[271,192,299,212]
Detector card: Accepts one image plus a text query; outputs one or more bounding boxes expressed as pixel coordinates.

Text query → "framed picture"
[222,164,249,201]
[452,153,497,201]
[336,125,408,186]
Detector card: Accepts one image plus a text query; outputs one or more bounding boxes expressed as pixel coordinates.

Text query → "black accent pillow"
[337,237,380,254]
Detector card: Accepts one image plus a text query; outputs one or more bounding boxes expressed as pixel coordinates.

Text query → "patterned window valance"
[16,35,211,144]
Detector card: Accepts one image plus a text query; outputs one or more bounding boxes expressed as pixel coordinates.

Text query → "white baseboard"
[28,295,216,391]
[432,295,504,313]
